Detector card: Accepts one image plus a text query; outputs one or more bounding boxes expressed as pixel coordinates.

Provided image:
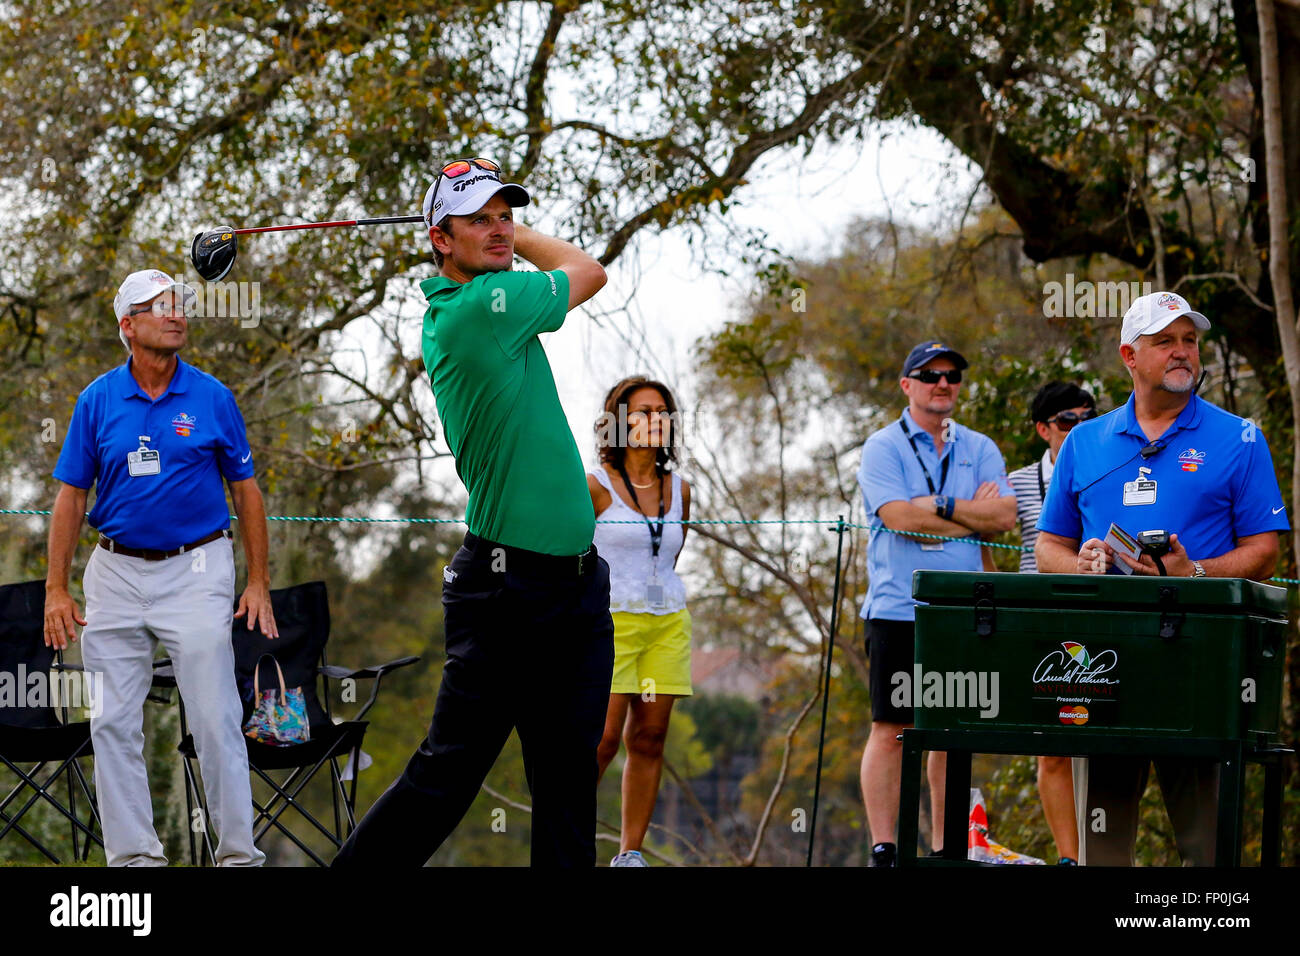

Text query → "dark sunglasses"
[428,158,502,223]
[908,369,962,385]
[1047,410,1096,430]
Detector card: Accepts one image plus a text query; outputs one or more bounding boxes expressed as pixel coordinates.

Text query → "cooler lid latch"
[1158,585,1184,641]
[973,582,996,638]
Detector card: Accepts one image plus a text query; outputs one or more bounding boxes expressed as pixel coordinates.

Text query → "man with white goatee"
[1036,291,1287,865]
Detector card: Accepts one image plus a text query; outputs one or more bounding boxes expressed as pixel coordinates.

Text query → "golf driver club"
[191,215,425,281]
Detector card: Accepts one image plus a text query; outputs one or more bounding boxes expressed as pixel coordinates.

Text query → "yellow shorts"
[609,609,693,697]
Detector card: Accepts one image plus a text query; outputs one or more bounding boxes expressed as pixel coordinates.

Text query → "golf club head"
[191,228,237,282]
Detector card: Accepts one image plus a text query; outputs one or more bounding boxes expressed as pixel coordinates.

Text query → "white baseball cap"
[421,160,530,227]
[113,270,198,349]
[114,269,197,320]
[1120,291,1210,346]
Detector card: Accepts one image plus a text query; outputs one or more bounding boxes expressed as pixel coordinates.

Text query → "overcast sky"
[543,122,981,467]
[322,119,982,525]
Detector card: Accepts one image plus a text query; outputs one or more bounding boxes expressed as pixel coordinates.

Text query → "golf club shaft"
[231,215,424,236]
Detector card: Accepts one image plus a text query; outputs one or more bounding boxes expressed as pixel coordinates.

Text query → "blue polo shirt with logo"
[859,408,1013,621]
[1037,393,1289,561]
[53,357,255,550]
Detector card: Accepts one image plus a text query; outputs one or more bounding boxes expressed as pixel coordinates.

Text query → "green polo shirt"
[420,268,594,555]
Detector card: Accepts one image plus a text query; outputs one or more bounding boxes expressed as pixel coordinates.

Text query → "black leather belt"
[98,528,232,561]
[462,532,595,579]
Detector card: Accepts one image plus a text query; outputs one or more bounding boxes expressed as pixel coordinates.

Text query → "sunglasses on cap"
[427,158,501,223]
[1046,410,1096,430]
[907,369,962,385]
[440,157,500,178]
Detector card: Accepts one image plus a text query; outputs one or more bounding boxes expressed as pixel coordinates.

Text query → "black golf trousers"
[332,533,615,867]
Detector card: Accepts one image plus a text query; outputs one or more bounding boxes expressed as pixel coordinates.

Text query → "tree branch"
[743,687,821,866]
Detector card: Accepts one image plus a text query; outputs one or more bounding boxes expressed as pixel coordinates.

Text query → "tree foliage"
[2,0,1298,865]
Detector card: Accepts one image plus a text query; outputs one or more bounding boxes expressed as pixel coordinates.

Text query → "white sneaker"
[610,850,649,867]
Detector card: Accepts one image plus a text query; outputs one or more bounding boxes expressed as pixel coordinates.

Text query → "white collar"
[1040,446,1055,483]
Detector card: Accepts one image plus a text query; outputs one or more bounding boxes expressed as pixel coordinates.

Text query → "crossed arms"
[876,481,1017,541]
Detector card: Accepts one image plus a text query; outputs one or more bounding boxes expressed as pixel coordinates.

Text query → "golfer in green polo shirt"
[333,158,616,868]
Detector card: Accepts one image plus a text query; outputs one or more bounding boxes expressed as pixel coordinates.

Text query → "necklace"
[629,478,656,488]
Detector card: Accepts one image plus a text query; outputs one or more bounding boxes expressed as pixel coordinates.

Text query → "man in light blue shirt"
[1037,291,1286,865]
[857,340,1016,866]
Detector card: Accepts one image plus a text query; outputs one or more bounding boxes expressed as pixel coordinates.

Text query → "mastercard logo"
[1058,705,1089,726]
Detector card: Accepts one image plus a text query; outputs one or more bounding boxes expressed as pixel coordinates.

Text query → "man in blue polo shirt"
[858,341,1016,866]
[44,268,278,866]
[1036,290,1287,865]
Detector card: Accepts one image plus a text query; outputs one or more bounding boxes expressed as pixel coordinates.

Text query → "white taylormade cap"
[421,161,530,227]
[1120,291,1210,346]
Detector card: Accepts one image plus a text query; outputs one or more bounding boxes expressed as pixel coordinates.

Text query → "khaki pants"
[1075,755,1218,866]
[81,537,263,867]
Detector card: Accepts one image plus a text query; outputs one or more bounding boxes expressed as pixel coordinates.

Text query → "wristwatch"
[934,495,955,520]
[1191,561,1206,578]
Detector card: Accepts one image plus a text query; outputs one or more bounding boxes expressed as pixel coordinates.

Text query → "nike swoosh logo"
[241,451,252,464]
[1274,506,1286,515]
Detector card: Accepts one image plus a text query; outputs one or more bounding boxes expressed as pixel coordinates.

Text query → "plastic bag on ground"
[968,787,1045,864]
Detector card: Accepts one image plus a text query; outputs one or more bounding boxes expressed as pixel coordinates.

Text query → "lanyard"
[1037,459,1046,501]
[1075,421,1189,497]
[617,464,665,560]
[898,418,950,496]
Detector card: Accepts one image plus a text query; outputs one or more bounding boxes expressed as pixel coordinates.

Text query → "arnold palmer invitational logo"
[1031,642,1120,727]
[1179,447,1206,472]
[1033,641,1119,693]
[1031,641,1120,727]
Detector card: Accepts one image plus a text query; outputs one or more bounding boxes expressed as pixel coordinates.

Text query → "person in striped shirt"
[1008,381,1096,864]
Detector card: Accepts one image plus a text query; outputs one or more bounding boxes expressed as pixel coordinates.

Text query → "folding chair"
[175,580,417,865]
[0,579,103,863]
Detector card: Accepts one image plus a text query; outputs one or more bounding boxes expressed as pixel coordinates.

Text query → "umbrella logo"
[1061,642,1091,669]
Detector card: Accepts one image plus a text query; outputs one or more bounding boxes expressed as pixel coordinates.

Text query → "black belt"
[98,528,232,561]
[462,532,595,579]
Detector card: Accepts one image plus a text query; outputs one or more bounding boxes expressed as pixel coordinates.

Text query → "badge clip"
[127,435,161,477]
[1122,466,1156,506]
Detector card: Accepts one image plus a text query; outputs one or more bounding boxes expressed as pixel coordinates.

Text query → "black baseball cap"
[901,340,969,378]
[1030,381,1096,424]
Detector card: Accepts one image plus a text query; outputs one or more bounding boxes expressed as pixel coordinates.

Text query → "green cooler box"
[911,571,1288,740]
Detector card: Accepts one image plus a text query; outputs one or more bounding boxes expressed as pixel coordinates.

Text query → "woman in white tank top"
[587,376,692,867]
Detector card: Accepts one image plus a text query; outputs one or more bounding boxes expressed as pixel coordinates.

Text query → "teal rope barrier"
[2,509,1296,586]
[0,510,824,526]
[849,522,1029,551]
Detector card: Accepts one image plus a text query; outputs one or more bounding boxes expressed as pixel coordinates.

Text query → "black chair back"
[232,580,331,732]
[0,581,58,730]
